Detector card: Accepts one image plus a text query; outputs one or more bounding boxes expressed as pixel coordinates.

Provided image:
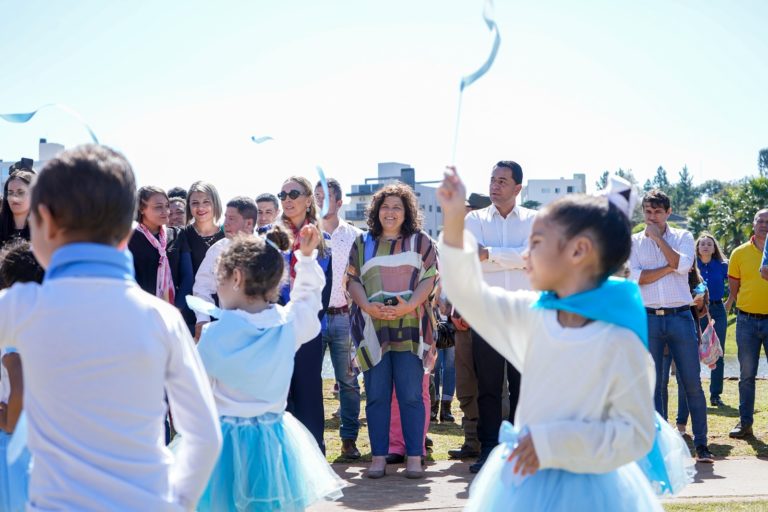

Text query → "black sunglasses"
[277,190,304,201]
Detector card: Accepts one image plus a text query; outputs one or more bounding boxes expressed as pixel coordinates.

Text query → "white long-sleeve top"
[193,237,230,323]
[0,278,222,511]
[464,204,536,291]
[439,232,656,473]
[629,227,695,308]
[207,251,325,418]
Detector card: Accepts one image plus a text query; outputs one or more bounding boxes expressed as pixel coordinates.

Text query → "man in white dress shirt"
[193,197,257,339]
[464,161,536,473]
[630,189,713,463]
[314,177,363,459]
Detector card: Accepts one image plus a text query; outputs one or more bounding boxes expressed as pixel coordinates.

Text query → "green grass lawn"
[322,376,768,462]
[665,501,768,511]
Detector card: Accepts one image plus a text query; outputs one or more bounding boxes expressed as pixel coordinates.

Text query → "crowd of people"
[0,146,766,510]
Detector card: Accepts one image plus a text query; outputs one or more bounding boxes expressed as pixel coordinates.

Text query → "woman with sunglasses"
[0,170,35,249]
[278,176,333,453]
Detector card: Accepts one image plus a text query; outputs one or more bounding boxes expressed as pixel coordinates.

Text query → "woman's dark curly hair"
[216,226,292,303]
[366,182,423,238]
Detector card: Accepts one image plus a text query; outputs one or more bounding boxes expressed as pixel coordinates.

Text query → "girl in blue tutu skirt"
[187,225,345,512]
[0,240,43,512]
[438,169,690,512]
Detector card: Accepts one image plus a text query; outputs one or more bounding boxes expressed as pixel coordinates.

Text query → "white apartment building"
[345,162,442,238]
[522,173,587,206]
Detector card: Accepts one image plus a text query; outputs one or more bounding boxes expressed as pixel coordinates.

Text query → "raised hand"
[437,166,467,219]
[437,166,468,249]
[298,224,321,257]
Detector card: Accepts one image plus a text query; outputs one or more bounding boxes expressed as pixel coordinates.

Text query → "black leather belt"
[645,305,691,316]
[737,309,768,320]
[327,305,350,315]
[709,299,723,305]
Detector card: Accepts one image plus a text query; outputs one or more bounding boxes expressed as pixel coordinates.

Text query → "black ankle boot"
[440,400,455,423]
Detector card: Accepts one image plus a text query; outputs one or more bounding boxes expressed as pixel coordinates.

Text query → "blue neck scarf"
[45,243,135,282]
[532,277,681,495]
[532,277,648,346]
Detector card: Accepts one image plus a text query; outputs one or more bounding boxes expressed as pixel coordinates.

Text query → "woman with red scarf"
[278,176,333,453]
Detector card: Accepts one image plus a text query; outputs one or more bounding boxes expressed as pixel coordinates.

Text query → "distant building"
[522,173,587,206]
[0,138,64,188]
[345,162,443,238]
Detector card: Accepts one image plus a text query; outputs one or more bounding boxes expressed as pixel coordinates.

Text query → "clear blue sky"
[1,0,766,203]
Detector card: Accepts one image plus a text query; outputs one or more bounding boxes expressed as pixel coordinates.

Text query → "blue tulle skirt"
[197,412,345,512]
[637,414,696,496]
[0,431,30,512]
[466,452,663,512]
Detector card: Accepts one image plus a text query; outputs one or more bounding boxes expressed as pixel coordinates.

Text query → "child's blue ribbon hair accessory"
[600,175,637,219]
[264,237,281,252]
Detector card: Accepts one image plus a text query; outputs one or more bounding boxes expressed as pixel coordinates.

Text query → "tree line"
[595,148,768,254]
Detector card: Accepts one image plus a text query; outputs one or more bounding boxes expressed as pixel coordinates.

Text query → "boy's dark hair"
[642,189,671,211]
[226,196,258,222]
[255,193,279,210]
[494,161,523,185]
[167,187,187,200]
[136,186,168,223]
[0,169,35,243]
[31,144,137,246]
[316,178,342,202]
[0,239,44,288]
[542,194,631,279]
[216,227,292,302]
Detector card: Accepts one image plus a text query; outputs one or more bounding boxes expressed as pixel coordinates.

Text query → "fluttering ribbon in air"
[249,135,330,218]
[452,0,501,163]
[316,165,330,218]
[251,135,331,219]
[0,103,99,143]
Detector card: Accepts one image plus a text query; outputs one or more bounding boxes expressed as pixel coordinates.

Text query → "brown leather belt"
[327,305,350,315]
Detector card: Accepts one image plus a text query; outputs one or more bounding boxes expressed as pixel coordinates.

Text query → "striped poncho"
[346,230,438,371]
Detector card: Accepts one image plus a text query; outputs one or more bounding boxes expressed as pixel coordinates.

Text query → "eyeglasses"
[278,190,304,201]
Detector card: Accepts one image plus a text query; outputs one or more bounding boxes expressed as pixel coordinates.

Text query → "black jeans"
[287,333,326,454]
[471,329,521,454]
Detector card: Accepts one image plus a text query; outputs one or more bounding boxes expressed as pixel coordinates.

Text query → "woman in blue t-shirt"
[664,233,730,432]
[696,233,729,406]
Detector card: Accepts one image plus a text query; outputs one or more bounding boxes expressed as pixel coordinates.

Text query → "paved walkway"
[308,458,768,511]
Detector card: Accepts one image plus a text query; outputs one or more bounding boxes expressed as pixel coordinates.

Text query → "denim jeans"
[321,312,361,440]
[389,373,431,456]
[666,302,729,425]
[648,310,708,447]
[736,313,768,426]
[435,346,456,401]
[363,351,426,456]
